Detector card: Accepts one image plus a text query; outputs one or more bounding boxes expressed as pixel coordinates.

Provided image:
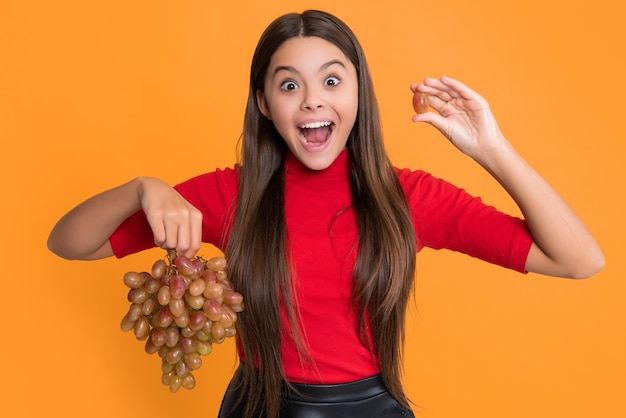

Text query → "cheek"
[344,92,359,127]
[348,84,359,113]
[268,95,296,118]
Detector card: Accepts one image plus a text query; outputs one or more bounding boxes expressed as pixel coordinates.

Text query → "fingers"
[410,81,450,118]
[423,76,472,99]
[411,111,448,138]
[139,178,203,258]
[413,76,478,100]
[411,75,488,118]
[188,207,203,257]
[411,77,451,116]
[149,205,203,259]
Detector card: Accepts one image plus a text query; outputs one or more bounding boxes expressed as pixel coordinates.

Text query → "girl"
[47,10,604,418]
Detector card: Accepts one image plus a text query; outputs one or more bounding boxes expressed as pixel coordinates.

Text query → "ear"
[256,90,272,120]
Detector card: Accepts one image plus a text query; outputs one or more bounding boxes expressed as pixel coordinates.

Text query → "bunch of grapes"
[120,251,244,393]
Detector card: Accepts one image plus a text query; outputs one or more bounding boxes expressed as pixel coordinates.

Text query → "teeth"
[300,121,332,129]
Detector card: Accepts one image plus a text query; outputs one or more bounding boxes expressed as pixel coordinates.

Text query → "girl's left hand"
[411,76,604,279]
[411,76,506,160]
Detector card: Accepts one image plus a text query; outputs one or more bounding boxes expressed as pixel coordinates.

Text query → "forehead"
[268,36,353,73]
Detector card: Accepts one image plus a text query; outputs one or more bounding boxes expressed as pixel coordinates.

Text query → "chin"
[298,153,337,171]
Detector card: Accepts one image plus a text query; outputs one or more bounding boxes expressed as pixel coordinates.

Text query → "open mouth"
[298,121,334,146]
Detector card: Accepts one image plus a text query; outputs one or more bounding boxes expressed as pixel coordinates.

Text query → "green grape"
[229,302,245,313]
[184,293,205,310]
[161,359,175,374]
[157,344,169,359]
[219,306,237,328]
[205,256,227,272]
[144,276,161,294]
[173,311,190,328]
[179,336,198,354]
[120,313,135,332]
[184,352,202,370]
[157,286,171,306]
[180,326,195,338]
[196,340,213,355]
[126,303,142,322]
[216,270,228,283]
[219,278,234,291]
[176,358,190,377]
[142,298,156,316]
[201,319,212,335]
[181,373,196,390]
[150,327,167,347]
[224,326,237,338]
[165,345,183,365]
[194,329,210,342]
[203,282,224,301]
[144,338,160,355]
[223,291,243,306]
[161,369,175,386]
[211,323,225,341]
[151,259,167,279]
[128,287,149,304]
[133,316,150,341]
[169,298,185,317]
[165,327,179,348]
[169,375,183,393]
[188,278,206,297]
[123,271,145,289]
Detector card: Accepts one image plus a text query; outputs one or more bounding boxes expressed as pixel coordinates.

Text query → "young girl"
[47,9,604,418]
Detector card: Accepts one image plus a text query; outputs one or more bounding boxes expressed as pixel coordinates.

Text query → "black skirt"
[218,364,415,418]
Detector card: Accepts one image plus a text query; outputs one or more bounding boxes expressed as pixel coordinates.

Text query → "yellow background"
[2,1,624,417]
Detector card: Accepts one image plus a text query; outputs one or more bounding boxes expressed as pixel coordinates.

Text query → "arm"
[411,76,604,279]
[47,177,203,260]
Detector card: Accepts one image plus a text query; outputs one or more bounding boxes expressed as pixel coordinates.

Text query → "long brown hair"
[225,10,417,417]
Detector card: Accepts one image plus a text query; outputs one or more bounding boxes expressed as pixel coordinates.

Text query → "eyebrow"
[271,59,346,78]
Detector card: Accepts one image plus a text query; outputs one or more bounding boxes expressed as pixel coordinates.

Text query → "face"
[257,36,359,171]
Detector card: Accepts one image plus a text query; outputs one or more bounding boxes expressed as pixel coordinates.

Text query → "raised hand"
[409,76,604,279]
[411,76,507,161]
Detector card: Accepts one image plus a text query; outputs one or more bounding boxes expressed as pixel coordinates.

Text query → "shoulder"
[394,166,433,184]
[173,165,240,206]
[175,165,240,189]
[393,165,485,223]
[393,166,460,200]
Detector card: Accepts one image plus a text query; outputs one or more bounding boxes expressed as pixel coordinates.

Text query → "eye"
[280,80,298,91]
[324,76,340,86]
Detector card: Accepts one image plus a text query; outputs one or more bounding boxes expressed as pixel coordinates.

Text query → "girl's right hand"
[48,176,202,261]
[138,177,203,259]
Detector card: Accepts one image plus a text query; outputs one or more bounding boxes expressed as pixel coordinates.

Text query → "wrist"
[472,137,517,173]
[134,176,155,201]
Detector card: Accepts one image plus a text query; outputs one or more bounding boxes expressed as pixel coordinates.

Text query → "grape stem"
[166,249,178,275]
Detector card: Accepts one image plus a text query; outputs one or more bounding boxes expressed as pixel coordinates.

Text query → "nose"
[301,86,324,111]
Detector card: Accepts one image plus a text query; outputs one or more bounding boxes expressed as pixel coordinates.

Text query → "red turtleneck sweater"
[111,149,531,384]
